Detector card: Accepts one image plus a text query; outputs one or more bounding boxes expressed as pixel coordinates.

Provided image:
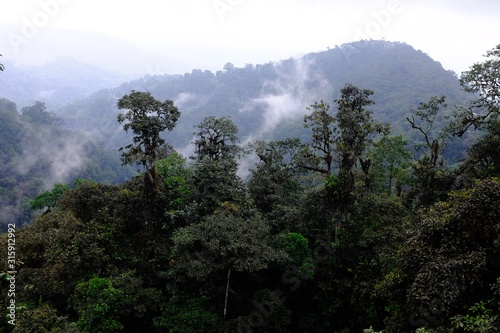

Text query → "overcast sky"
[1,0,499,75]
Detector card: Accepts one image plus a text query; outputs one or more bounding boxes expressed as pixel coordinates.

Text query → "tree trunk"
[224,267,231,319]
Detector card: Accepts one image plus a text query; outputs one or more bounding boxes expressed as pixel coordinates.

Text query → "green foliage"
[73,276,123,333]
[171,208,286,279]
[334,83,388,177]
[5,43,500,333]
[277,231,315,280]
[30,183,69,211]
[458,120,500,185]
[21,101,62,126]
[406,96,455,206]
[13,303,80,333]
[117,90,180,170]
[455,43,500,135]
[117,91,183,230]
[248,138,306,231]
[157,152,194,228]
[157,152,193,206]
[191,116,246,216]
[303,84,388,202]
[370,135,412,195]
[153,297,219,333]
[303,100,336,174]
[192,116,241,162]
[324,174,339,188]
[388,179,500,332]
[452,301,498,333]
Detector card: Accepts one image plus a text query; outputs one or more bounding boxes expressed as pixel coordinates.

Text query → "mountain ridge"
[55,40,472,151]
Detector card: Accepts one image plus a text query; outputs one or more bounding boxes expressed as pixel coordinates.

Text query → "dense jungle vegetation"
[1,42,500,332]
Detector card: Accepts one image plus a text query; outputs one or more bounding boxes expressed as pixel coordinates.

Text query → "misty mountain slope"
[0,58,133,109]
[0,97,135,228]
[58,40,473,152]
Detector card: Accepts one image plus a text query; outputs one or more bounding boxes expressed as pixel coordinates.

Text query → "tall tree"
[453,44,500,136]
[453,44,500,185]
[334,83,389,191]
[117,90,180,228]
[249,139,305,210]
[191,116,245,216]
[303,101,336,175]
[406,96,453,206]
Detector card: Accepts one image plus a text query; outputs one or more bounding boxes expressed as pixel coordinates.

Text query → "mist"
[241,57,331,138]
[0,121,89,228]
[18,126,86,189]
[235,57,331,178]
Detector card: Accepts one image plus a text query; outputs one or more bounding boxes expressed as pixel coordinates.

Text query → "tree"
[117,90,180,190]
[303,101,336,174]
[453,44,500,136]
[117,90,180,228]
[248,138,306,226]
[406,96,453,206]
[21,101,62,126]
[387,179,500,332]
[334,83,389,191]
[452,44,500,186]
[191,116,245,216]
[457,121,500,183]
[407,96,448,168]
[303,84,388,191]
[192,116,240,163]
[30,183,69,212]
[12,303,80,333]
[170,206,287,320]
[370,135,412,196]
[72,276,123,333]
[156,152,194,230]
[153,297,219,333]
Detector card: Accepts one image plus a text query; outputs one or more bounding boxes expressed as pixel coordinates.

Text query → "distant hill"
[0,58,134,109]
[57,40,473,152]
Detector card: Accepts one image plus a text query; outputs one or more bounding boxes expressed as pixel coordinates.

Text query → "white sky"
[0,0,499,75]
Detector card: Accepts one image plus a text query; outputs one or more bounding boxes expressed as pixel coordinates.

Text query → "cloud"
[18,125,86,189]
[237,57,331,178]
[174,92,197,108]
[0,123,88,228]
[241,57,331,138]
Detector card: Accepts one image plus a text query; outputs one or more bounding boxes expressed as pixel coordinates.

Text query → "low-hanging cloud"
[17,125,86,189]
[241,57,331,139]
[237,57,331,178]
[0,123,88,228]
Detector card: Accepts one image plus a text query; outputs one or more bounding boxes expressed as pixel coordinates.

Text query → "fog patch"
[241,57,331,139]
[18,125,86,190]
[237,58,331,178]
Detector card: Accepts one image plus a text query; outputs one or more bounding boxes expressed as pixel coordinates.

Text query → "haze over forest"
[1,1,500,332]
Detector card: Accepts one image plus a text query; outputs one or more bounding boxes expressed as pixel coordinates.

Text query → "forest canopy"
[1,43,500,333]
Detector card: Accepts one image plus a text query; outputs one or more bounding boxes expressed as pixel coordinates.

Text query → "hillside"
[57,40,472,152]
[0,40,476,227]
[0,58,134,109]
[2,40,500,333]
